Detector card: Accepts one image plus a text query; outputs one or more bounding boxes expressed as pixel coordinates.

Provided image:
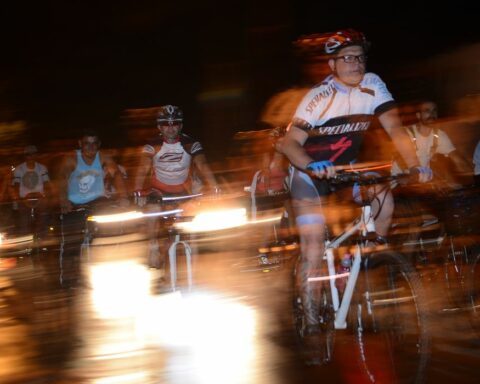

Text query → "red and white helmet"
[324,29,370,55]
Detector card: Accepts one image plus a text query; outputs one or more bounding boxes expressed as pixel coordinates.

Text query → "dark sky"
[0,0,478,151]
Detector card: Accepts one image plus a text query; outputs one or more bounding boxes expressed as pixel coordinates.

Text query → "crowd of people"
[0,105,219,289]
[0,29,478,299]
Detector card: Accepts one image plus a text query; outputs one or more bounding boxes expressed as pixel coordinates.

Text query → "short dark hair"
[80,129,101,140]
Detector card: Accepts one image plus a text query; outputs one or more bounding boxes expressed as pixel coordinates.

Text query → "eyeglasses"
[335,54,367,64]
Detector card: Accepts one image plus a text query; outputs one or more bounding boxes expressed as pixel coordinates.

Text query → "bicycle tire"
[350,250,431,383]
[292,259,335,365]
[466,247,480,337]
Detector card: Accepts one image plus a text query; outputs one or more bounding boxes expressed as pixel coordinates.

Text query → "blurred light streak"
[176,208,247,232]
[88,209,182,223]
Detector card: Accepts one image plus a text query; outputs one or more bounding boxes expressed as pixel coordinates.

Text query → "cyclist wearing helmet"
[134,104,218,195]
[280,29,432,336]
[134,105,218,269]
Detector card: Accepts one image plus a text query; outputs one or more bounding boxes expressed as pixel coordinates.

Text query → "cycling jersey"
[13,162,49,198]
[142,133,203,194]
[292,73,396,165]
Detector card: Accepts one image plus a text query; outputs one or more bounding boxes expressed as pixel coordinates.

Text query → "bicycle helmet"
[157,105,183,125]
[324,29,370,55]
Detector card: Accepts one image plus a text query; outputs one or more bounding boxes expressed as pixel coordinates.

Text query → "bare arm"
[58,153,76,212]
[278,125,311,170]
[192,154,218,190]
[378,108,419,169]
[101,153,127,199]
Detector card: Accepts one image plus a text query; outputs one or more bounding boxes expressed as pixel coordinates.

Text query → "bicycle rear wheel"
[351,251,430,383]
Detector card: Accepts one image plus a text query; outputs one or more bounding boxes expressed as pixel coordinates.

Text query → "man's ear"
[328,58,336,72]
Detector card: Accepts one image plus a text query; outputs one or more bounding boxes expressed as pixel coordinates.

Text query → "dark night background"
[0,0,478,160]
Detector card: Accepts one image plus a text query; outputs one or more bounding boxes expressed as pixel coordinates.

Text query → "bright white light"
[89,261,150,318]
[88,211,144,223]
[176,208,247,232]
[136,291,257,384]
[93,371,148,384]
[88,209,184,223]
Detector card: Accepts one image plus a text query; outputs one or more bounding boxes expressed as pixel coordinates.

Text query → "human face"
[79,136,101,160]
[328,45,366,87]
[417,102,438,126]
[159,121,182,142]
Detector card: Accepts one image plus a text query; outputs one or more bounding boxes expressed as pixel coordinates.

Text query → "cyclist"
[12,145,52,238]
[279,29,432,336]
[57,130,128,288]
[134,104,218,270]
[392,100,472,185]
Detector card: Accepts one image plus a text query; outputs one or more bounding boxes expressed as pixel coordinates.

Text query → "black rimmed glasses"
[335,54,367,64]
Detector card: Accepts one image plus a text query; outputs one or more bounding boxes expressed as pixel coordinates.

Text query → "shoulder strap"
[431,127,439,156]
[406,125,416,146]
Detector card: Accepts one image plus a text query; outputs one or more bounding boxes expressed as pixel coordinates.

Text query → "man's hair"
[80,129,101,140]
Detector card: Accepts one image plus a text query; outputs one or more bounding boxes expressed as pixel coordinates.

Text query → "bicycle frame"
[308,204,376,329]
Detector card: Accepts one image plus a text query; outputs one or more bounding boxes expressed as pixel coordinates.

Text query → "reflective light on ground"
[137,291,257,384]
[89,261,150,319]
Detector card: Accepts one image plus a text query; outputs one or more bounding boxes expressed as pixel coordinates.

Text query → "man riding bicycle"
[134,104,218,270]
[12,145,52,239]
[57,130,128,288]
[279,29,432,336]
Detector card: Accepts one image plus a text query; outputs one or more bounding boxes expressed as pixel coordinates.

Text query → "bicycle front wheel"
[467,247,480,337]
[351,251,430,383]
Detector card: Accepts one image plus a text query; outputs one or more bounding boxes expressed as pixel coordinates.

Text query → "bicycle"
[292,171,431,383]
[134,190,204,292]
[394,184,480,335]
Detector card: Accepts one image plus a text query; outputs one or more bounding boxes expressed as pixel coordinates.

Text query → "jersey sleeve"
[367,74,396,115]
[290,87,321,132]
[142,144,156,157]
[39,164,50,182]
[436,130,456,155]
[190,141,204,156]
[181,134,204,156]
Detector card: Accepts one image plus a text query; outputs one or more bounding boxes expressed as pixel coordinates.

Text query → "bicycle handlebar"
[132,189,204,205]
[328,171,412,186]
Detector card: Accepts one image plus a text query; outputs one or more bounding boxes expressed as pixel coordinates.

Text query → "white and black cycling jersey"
[142,133,203,193]
[292,73,396,165]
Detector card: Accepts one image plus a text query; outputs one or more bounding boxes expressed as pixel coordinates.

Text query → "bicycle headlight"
[176,208,247,232]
